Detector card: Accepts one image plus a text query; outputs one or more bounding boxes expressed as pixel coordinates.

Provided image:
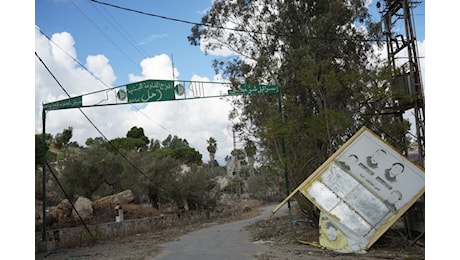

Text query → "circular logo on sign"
[117,89,127,101]
[175,84,185,96]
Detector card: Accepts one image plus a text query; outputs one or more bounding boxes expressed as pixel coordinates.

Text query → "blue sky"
[34,0,426,166]
[36,0,218,86]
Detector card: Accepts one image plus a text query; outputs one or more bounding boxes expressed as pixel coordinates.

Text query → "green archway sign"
[126,79,175,103]
[42,80,280,111]
[40,79,285,242]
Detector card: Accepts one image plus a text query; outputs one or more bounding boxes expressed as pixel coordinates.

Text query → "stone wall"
[36,210,215,253]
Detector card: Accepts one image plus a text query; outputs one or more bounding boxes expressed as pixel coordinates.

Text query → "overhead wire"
[90,1,152,59]
[46,162,94,237]
[35,26,177,139]
[70,0,140,70]
[36,26,221,165]
[35,50,152,181]
[63,1,183,137]
[89,0,385,43]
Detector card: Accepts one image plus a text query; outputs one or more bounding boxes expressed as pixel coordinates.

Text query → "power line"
[70,0,141,70]
[90,0,384,42]
[90,1,152,59]
[36,28,216,165]
[35,26,177,139]
[35,51,152,181]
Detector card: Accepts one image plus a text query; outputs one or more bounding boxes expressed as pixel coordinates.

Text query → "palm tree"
[206,137,217,170]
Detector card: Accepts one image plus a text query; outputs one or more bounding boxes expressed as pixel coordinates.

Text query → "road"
[153,204,288,260]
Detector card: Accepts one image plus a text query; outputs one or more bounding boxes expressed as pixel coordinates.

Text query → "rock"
[55,199,72,223]
[93,190,135,211]
[72,196,93,221]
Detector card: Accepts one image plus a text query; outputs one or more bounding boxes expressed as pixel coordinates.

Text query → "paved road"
[153,204,288,260]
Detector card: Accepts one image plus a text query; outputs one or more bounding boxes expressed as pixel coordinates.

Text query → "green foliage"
[188,0,409,187]
[206,137,217,158]
[61,144,118,199]
[151,143,202,165]
[174,168,220,210]
[247,165,284,201]
[144,157,181,208]
[173,147,203,165]
[188,0,410,220]
[161,134,190,149]
[37,124,213,210]
[244,139,256,157]
[54,126,73,149]
[126,126,149,144]
[106,137,148,152]
[223,177,245,196]
[149,138,161,151]
[151,148,176,159]
[35,133,56,166]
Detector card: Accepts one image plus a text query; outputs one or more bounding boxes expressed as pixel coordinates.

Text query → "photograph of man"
[383,190,403,212]
[384,162,405,183]
[336,154,359,172]
[366,149,387,169]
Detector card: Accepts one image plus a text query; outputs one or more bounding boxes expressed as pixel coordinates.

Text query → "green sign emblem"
[116,89,127,101]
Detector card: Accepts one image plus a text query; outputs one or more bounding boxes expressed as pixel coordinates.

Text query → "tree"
[54,126,73,150]
[188,0,405,220]
[206,137,217,169]
[127,126,149,144]
[173,167,220,211]
[35,133,54,166]
[61,144,119,199]
[151,147,202,165]
[161,134,189,149]
[244,139,257,177]
[149,138,161,151]
[126,126,149,151]
[107,137,148,153]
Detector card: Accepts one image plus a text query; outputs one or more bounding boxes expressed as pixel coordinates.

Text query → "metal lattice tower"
[379,0,425,168]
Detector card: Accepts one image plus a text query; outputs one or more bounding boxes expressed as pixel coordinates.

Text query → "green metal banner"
[126,80,175,103]
[228,84,279,95]
[43,96,82,111]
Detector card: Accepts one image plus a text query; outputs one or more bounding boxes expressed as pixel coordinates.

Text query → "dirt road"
[35,202,424,259]
[153,205,277,259]
[35,204,289,260]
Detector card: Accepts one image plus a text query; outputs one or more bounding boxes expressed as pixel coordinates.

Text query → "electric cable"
[35,27,177,138]
[90,0,385,43]
[35,51,152,181]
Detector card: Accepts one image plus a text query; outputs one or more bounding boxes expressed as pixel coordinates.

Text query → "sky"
[34,0,426,166]
[35,0,239,165]
[3,0,459,257]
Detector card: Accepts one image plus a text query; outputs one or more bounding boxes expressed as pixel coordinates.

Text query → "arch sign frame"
[40,79,281,241]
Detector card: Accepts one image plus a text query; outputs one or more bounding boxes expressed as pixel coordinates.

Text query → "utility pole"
[378,0,425,240]
[379,0,425,168]
[232,128,241,198]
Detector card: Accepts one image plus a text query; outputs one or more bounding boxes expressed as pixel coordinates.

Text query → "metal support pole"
[41,108,47,241]
[278,90,292,227]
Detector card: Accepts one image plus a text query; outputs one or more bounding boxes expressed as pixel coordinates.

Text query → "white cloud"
[128,54,178,82]
[35,29,236,165]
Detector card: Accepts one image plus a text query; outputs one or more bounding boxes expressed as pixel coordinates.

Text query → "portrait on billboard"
[298,127,425,251]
